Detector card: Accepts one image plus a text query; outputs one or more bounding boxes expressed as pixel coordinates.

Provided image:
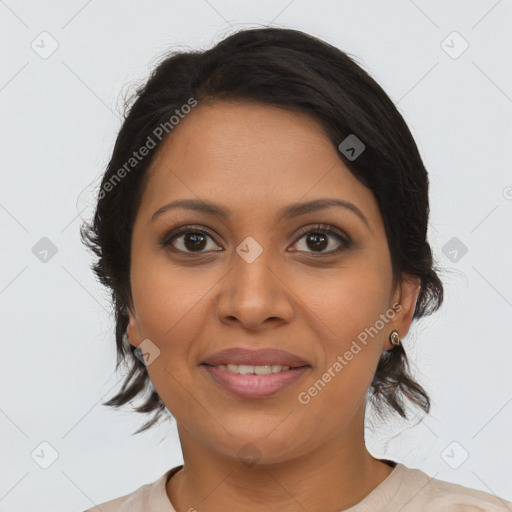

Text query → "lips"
[201,347,311,368]
[201,364,311,399]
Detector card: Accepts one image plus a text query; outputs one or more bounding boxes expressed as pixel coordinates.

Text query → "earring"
[389,330,401,347]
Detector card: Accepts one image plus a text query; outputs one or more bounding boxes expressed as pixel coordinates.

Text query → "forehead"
[138,101,380,226]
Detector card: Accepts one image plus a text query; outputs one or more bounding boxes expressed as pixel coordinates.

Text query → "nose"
[214,239,295,331]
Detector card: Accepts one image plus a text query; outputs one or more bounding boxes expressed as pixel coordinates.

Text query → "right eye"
[160,226,222,254]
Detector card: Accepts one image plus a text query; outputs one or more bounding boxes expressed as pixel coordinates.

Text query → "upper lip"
[201,347,311,368]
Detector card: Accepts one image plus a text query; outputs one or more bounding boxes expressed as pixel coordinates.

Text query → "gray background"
[1,0,511,510]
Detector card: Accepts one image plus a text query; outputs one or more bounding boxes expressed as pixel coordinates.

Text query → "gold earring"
[389,330,401,347]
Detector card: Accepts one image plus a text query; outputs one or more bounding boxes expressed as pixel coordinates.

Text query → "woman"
[81,27,511,511]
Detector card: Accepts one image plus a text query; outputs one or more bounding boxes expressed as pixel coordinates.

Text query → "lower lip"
[200,364,311,399]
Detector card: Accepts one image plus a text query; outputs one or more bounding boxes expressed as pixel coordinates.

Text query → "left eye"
[292,225,351,254]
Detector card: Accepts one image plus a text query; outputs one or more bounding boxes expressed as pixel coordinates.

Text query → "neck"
[166,408,395,511]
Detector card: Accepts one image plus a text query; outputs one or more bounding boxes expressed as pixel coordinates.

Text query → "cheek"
[291,258,391,405]
[294,259,391,343]
[129,255,215,394]
[130,246,207,335]
[293,272,387,429]
[130,261,208,415]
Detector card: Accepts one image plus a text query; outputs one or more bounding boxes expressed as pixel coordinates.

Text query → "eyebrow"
[151,198,371,231]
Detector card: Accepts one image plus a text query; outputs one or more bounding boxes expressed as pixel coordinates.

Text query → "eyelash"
[160,224,352,256]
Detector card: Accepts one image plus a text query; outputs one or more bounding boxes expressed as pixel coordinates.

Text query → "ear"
[385,274,421,351]
[126,302,142,349]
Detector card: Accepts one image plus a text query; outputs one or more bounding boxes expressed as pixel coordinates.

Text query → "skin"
[126,100,421,512]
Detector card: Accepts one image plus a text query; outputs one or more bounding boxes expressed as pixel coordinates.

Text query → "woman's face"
[127,100,419,465]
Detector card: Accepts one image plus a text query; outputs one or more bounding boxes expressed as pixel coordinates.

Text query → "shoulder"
[392,464,512,511]
[82,481,150,512]
[82,466,178,512]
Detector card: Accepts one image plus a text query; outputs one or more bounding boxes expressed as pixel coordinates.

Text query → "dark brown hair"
[81,26,444,435]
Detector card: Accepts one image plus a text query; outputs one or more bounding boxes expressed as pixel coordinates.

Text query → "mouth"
[200,363,311,399]
[201,362,309,373]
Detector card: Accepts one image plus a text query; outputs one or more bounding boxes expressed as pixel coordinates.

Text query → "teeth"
[215,364,291,374]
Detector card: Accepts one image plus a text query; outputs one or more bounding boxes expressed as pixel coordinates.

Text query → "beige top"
[84,461,512,511]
